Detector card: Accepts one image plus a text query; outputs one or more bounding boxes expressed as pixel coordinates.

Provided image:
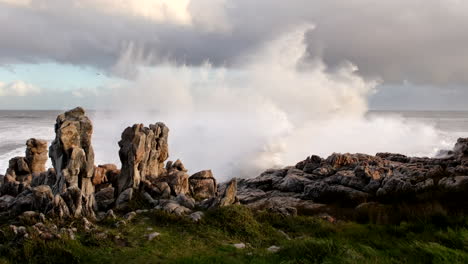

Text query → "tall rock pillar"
[49,107,95,218]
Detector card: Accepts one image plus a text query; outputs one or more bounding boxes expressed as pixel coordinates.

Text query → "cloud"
[0,80,40,96]
[1,0,468,87]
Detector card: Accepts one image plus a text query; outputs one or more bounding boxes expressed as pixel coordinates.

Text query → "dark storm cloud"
[1,0,468,86]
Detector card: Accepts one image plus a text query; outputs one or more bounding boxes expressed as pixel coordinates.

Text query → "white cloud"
[0,0,229,29]
[0,80,41,96]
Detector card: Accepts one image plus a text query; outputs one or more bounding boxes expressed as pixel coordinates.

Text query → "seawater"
[0,110,467,175]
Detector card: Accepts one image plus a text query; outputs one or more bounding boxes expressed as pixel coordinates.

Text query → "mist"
[90,26,455,181]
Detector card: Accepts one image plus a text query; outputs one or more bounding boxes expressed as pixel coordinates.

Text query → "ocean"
[0,110,467,175]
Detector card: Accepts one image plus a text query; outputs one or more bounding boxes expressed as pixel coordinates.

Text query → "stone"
[189,170,217,200]
[115,188,133,210]
[25,138,48,174]
[118,123,169,195]
[51,194,70,219]
[164,166,189,196]
[32,185,54,213]
[213,179,238,207]
[104,209,117,221]
[147,232,160,241]
[95,186,115,211]
[124,211,137,221]
[188,211,204,222]
[453,138,468,162]
[175,194,195,209]
[233,243,246,249]
[159,200,192,216]
[0,195,15,211]
[49,107,95,219]
[267,246,281,253]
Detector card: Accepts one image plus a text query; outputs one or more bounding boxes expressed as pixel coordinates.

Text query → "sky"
[0,0,467,110]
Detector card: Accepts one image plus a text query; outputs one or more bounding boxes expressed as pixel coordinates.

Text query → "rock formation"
[118,123,169,195]
[0,138,48,197]
[237,138,468,223]
[5,106,468,226]
[0,107,239,224]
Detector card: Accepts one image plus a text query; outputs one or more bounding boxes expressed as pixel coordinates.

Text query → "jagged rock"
[189,170,217,200]
[175,194,195,209]
[103,209,117,221]
[0,195,15,211]
[142,192,157,206]
[238,138,468,221]
[61,186,83,218]
[188,211,204,222]
[25,138,48,174]
[10,190,34,215]
[115,188,133,210]
[209,179,239,208]
[95,186,115,211]
[49,107,95,219]
[93,164,120,192]
[124,211,137,221]
[164,167,189,196]
[454,138,468,163]
[32,185,54,213]
[31,169,56,188]
[140,180,171,199]
[157,200,192,216]
[274,169,312,193]
[439,176,468,192]
[50,194,70,219]
[1,174,22,196]
[118,123,169,195]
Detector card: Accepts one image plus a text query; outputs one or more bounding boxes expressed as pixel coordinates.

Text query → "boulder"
[118,123,169,195]
[189,170,217,200]
[95,186,115,211]
[163,162,189,196]
[210,179,239,208]
[0,195,15,211]
[115,188,133,210]
[32,185,54,213]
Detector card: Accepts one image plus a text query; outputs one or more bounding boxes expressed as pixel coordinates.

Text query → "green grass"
[1,206,468,263]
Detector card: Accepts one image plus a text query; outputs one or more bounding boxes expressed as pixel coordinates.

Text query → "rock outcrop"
[0,107,239,223]
[237,138,468,222]
[1,138,48,197]
[118,123,169,195]
[49,107,96,219]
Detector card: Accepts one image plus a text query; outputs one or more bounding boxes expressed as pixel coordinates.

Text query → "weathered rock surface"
[189,170,217,200]
[238,138,468,222]
[118,123,169,195]
[25,138,48,174]
[49,107,96,219]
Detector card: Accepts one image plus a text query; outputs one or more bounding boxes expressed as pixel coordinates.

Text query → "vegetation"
[1,206,468,263]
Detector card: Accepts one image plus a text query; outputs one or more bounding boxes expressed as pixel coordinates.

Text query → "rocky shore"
[0,107,467,239]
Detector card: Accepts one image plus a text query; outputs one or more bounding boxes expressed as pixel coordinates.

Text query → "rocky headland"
[0,107,468,242]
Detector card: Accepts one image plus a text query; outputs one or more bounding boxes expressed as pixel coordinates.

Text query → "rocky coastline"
[0,107,468,239]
